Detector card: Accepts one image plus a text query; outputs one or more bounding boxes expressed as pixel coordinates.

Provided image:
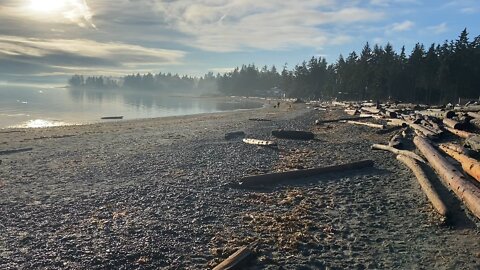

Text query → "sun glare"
[29,0,66,13]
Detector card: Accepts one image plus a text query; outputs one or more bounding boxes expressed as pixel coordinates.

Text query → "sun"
[28,0,66,13]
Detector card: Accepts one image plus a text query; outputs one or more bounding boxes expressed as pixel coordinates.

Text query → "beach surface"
[0,102,479,269]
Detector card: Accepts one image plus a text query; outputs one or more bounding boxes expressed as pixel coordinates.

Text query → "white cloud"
[155,1,384,52]
[426,23,448,34]
[390,20,415,32]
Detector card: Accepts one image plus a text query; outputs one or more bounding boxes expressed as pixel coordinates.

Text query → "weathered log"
[248,118,272,122]
[381,110,398,118]
[439,143,475,156]
[238,160,374,187]
[242,138,277,146]
[454,105,480,112]
[465,135,480,152]
[359,113,384,119]
[271,130,314,140]
[371,144,425,163]
[375,125,402,135]
[0,148,33,155]
[417,110,455,119]
[225,131,245,140]
[469,118,480,130]
[467,112,480,119]
[361,106,381,114]
[315,116,372,124]
[413,136,480,220]
[408,122,438,138]
[386,118,408,127]
[213,247,253,270]
[443,118,465,130]
[344,120,385,129]
[439,145,480,182]
[444,127,474,139]
[396,155,448,217]
[344,109,359,116]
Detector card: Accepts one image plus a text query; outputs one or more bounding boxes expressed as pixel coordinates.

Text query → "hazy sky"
[0,0,478,85]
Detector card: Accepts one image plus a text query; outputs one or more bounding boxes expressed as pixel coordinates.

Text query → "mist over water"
[0,86,262,129]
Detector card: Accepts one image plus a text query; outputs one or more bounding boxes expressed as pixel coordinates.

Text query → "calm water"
[0,86,262,128]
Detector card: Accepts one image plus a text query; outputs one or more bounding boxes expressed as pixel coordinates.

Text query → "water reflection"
[0,86,262,128]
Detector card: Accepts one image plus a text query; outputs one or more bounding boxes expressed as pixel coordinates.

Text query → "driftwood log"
[443,118,465,130]
[465,135,480,151]
[238,160,374,187]
[469,118,480,130]
[213,247,252,270]
[467,112,480,119]
[0,148,33,155]
[439,145,480,182]
[271,130,315,140]
[315,116,372,124]
[242,138,277,146]
[413,136,480,220]
[417,110,455,119]
[444,127,474,139]
[396,154,448,217]
[343,120,385,129]
[389,132,404,149]
[371,144,425,163]
[439,143,474,156]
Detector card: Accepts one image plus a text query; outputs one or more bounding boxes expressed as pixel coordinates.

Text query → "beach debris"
[238,160,374,187]
[388,129,406,148]
[396,154,448,217]
[248,118,272,122]
[101,116,123,120]
[0,147,33,155]
[225,131,245,140]
[467,112,480,119]
[439,143,475,156]
[212,246,253,270]
[443,118,465,130]
[242,138,277,147]
[271,130,314,140]
[371,144,425,163]
[413,136,480,220]
[439,145,480,182]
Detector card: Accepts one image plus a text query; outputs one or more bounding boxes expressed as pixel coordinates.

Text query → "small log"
[396,154,448,217]
[439,145,480,182]
[371,144,425,163]
[465,135,480,152]
[0,148,33,155]
[344,120,385,129]
[361,106,381,114]
[386,119,408,127]
[315,116,372,124]
[417,110,455,119]
[242,138,277,146]
[344,109,359,116]
[381,110,397,118]
[413,136,480,220]
[444,127,474,139]
[213,247,252,270]
[225,131,245,140]
[443,118,465,130]
[359,113,384,119]
[239,160,374,187]
[101,116,123,120]
[248,118,272,122]
[271,130,314,140]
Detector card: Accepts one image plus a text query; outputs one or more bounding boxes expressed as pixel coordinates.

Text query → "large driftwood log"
[439,143,474,156]
[242,138,277,146]
[467,112,480,119]
[417,110,455,119]
[239,160,374,187]
[343,120,385,129]
[439,145,480,182]
[315,116,372,124]
[443,118,465,130]
[361,106,381,114]
[386,119,408,127]
[371,144,425,163]
[444,127,474,139]
[408,122,438,138]
[469,118,480,130]
[344,109,359,116]
[271,130,314,140]
[213,247,253,270]
[396,155,448,217]
[454,105,480,112]
[413,136,480,220]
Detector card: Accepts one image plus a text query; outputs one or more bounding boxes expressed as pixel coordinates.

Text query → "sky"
[0,0,478,86]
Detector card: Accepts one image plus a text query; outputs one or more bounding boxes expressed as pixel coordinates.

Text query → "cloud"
[426,23,448,34]
[0,35,186,76]
[389,20,415,32]
[155,1,384,52]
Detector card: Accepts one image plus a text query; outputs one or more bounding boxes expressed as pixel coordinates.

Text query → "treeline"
[219,29,480,103]
[68,72,218,93]
[68,29,480,103]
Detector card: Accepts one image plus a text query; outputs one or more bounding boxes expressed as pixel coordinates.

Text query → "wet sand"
[0,103,479,269]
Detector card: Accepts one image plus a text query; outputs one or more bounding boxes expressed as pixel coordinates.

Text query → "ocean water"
[0,86,262,128]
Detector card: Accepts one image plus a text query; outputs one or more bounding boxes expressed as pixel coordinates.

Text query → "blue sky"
[0,0,478,85]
